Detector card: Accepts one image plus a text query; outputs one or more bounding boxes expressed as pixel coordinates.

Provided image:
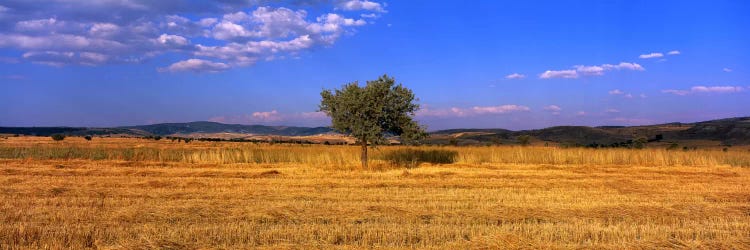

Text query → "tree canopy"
[319,74,427,167]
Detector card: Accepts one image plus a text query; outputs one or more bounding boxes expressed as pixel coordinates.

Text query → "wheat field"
[1,136,749,249]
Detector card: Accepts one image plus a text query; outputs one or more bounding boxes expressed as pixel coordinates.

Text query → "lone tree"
[319,74,427,168]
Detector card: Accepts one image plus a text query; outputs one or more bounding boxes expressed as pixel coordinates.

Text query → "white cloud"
[543,105,561,115]
[15,18,63,31]
[540,62,643,79]
[574,65,606,76]
[79,52,109,64]
[23,51,111,66]
[639,52,663,59]
[667,50,680,55]
[691,86,744,93]
[602,62,644,71]
[156,34,188,46]
[608,89,624,95]
[0,3,381,71]
[723,68,732,72]
[89,23,120,37]
[661,89,690,96]
[624,93,633,98]
[576,111,586,116]
[472,105,530,114]
[252,110,282,122]
[417,104,530,118]
[198,18,218,27]
[662,85,745,95]
[605,108,620,114]
[159,59,230,73]
[252,7,310,38]
[360,13,379,19]
[211,21,257,40]
[539,70,578,79]
[543,105,562,112]
[505,73,525,79]
[338,0,386,13]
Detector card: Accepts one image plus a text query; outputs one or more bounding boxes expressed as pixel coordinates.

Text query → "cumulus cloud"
[156,34,188,46]
[0,1,385,71]
[667,50,680,55]
[540,62,643,79]
[159,59,229,73]
[252,110,282,122]
[662,86,745,95]
[539,70,578,79]
[543,105,561,112]
[338,0,386,12]
[639,52,663,59]
[505,73,525,79]
[608,89,624,95]
[543,105,561,115]
[417,105,530,118]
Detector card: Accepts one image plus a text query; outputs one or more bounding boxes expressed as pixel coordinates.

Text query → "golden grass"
[1,137,749,249]
[2,136,749,167]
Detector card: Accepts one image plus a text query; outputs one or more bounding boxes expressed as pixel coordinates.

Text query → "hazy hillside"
[428,117,750,146]
[3,117,750,146]
[0,121,333,137]
[121,121,333,136]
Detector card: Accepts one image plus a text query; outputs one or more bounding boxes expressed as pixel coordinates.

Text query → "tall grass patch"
[381,148,458,168]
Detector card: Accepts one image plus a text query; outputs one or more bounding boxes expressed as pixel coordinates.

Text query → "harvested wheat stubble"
[0,137,749,249]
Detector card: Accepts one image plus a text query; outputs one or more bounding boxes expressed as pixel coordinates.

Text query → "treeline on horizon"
[4,133,735,152]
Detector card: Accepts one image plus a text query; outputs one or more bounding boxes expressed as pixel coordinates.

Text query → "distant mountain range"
[2,117,750,145]
[428,117,750,146]
[0,121,334,137]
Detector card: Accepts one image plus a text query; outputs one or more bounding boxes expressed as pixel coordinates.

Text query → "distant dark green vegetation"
[381,149,458,168]
[2,117,750,147]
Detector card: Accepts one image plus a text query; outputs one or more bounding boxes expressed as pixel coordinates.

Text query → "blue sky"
[0,0,748,130]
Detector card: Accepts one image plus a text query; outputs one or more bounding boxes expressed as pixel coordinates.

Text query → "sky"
[0,0,748,131]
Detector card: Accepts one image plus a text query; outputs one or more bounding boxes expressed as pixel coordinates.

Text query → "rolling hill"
[2,117,750,146]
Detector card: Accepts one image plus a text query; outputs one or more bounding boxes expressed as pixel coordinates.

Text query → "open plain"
[1,136,749,249]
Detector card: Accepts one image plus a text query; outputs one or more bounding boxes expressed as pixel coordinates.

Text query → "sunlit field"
[1,136,749,249]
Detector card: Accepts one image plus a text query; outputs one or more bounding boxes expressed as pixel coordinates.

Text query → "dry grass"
[1,137,749,249]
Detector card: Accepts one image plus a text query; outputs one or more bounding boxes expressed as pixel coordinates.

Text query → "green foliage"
[633,137,648,149]
[381,149,458,168]
[50,134,65,141]
[84,135,92,141]
[319,74,427,145]
[517,135,531,146]
[319,74,427,167]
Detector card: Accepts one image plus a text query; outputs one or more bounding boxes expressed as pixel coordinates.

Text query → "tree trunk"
[360,138,368,169]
